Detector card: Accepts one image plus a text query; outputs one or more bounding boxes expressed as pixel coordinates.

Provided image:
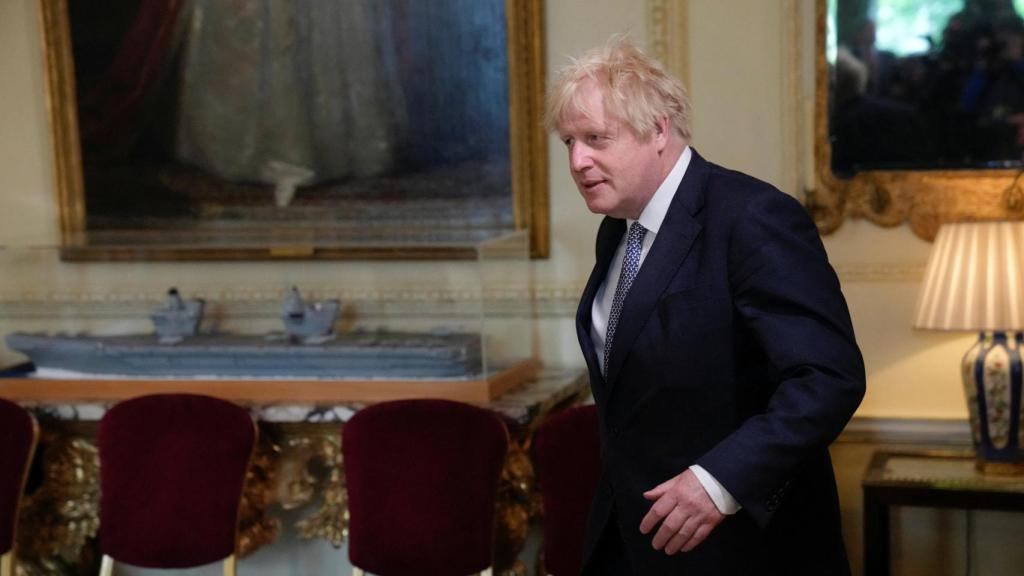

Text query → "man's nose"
[570,144,593,172]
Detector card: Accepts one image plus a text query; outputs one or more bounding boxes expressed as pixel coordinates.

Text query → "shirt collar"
[627,146,692,234]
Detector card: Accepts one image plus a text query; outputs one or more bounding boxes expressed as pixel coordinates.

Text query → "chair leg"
[99,554,115,576]
[1,551,13,576]
[222,554,237,576]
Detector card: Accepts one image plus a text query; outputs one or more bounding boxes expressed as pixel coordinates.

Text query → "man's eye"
[562,137,575,147]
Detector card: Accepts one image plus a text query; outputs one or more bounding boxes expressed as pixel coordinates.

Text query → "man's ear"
[654,117,670,151]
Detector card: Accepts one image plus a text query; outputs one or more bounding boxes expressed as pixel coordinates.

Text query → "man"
[546,37,865,575]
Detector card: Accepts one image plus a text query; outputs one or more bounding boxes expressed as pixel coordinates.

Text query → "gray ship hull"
[6,331,483,379]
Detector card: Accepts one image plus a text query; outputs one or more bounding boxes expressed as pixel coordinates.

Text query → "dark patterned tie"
[604,221,647,379]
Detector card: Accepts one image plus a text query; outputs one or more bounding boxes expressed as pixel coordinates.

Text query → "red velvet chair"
[97,394,256,576]
[342,399,509,576]
[532,404,601,576]
[0,399,38,576]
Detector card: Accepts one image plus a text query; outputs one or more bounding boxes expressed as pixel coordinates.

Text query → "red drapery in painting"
[78,0,184,159]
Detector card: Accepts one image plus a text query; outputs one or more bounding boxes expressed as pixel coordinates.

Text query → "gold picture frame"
[39,0,548,260]
[809,0,1024,241]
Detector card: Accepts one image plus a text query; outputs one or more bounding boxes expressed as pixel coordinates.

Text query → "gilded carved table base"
[272,429,349,548]
[15,425,100,576]
[236,429,284,558]
[13,370,588,575]
[13,425,546,575]
[494,441,534,576]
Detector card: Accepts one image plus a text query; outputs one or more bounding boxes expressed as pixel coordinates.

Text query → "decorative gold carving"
[832,263,924,283]
[494,440,534,575]
[238,425,350,551]
[648,0,690,89]
[16,427,99,576]
[1003,173,1024,212]
[236,428,282,558]
[649,0,671,68]
[811,0,1024,241]
[290,432,348,548]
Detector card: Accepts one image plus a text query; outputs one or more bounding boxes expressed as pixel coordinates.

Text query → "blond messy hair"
[545,35,692,141]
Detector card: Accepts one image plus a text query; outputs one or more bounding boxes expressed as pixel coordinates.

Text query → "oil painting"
[42,0,547,259]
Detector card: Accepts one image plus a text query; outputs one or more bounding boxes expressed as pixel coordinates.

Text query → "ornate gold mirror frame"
[39,0,547,260]
[808,0,1024,241]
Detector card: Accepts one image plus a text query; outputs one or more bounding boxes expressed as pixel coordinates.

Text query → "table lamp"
[913,221,1024,475]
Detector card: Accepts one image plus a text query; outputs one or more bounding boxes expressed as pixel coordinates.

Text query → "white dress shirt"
[589,146,741,515]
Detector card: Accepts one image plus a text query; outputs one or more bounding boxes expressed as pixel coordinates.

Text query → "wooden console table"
[0,359,541,403]
[862,449,1024,576]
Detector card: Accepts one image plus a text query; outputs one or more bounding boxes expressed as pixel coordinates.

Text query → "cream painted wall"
[0,0,59,244]
[0,0,971,418]
[687,0,791,190]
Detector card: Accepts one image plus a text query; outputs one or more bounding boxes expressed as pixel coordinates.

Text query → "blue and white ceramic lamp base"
[962,331,1024,475]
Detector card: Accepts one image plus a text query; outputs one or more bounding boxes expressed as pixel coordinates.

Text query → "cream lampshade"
[914,221,1024,474]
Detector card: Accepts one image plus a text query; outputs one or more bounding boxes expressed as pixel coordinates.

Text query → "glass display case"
[0,231,536,401]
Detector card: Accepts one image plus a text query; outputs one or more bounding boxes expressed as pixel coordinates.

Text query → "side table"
[862,449,1024,576]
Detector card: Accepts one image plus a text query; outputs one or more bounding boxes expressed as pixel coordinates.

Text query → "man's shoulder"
[700,160,800,212]
[704,161,779,196]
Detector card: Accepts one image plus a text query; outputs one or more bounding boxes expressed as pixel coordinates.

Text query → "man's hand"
[639,468,725,555]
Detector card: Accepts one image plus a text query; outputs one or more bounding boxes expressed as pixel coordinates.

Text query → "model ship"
[5,288,482,379]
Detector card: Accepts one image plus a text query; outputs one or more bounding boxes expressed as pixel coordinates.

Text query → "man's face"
[557,80,666,220]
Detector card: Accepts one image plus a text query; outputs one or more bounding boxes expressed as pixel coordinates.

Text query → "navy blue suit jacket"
[578,150,865,575]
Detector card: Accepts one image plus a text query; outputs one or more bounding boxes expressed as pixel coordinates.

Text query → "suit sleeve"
[693,186,865,528]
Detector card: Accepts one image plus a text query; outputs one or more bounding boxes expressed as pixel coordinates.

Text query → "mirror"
[40,0,548,260]
[811,0,1024,240]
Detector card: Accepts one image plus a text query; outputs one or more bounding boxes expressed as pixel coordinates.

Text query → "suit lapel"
[604,150,711,390]
[577,217,625,393]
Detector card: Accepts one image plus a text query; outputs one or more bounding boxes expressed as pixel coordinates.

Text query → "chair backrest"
[0,399,37,558]
[342,399,509,575]
[532,404,601,576]
[97,393,255,569]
